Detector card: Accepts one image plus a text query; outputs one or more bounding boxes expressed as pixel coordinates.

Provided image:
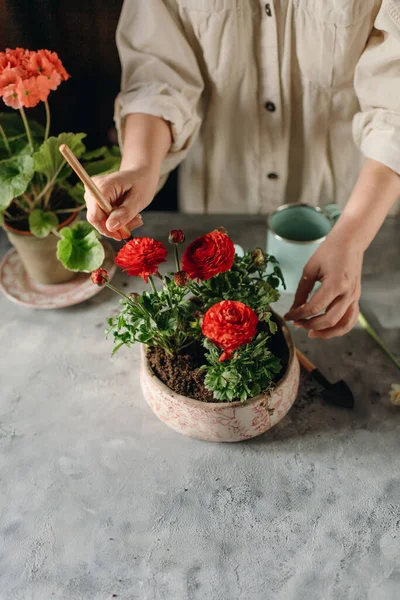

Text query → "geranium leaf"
[81,146,108,160]
[34,133,86,180]
[0,113,44,143]
[0,155,35,211]
[57,221,104,272]
[84,154,121,177]
[29,209,59,238]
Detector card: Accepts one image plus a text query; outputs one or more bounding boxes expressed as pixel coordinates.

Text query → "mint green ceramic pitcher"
[266,204,341,293]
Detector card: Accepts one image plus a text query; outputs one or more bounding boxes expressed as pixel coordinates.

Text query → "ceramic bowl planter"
[4,211,79,285]
[140,314,300,442]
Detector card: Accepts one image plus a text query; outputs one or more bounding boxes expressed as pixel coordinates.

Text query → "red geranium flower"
[3,85,21,109]
[16,76,42,108]
[115,237,167,283]
[182,230,235,281]
[0,48,69,109]
[202,300,258,361]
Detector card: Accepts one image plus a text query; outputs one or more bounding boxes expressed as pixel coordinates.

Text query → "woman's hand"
[85,165,159,241]
[284,235,363,339]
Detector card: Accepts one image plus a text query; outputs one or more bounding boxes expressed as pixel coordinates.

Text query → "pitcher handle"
[321,203,342,224]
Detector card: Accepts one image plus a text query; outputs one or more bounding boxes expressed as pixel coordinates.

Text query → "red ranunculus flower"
[115,237,167,283]
[182,230,235,281]
[169,229,185,244]
[91,267,109,286]
[202,300,258,361]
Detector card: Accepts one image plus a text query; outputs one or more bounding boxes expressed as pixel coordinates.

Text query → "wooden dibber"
[58,143,131,239]
[296,348,354,409]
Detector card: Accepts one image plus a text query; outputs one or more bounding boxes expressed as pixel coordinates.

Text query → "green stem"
[149,276,158,295]
[14,198,30,213]
[105,282,135,304]
[54,206,86,214]
[174,245,180,272]
[22,193,34,209]
[36,161,65,203]
[19,107,34,153]
[358,312,400,371]
[44,100,51,141]
[0,124,11,156]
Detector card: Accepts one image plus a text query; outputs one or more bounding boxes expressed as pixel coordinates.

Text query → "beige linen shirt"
[115,0,400,215]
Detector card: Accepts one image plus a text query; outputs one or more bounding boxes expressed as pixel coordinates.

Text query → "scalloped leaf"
[29,209,59,238]
[56,221,104,272]
[0,155,35,211]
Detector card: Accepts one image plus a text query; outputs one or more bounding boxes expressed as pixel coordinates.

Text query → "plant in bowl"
[91,228,300,442]
[0,47,120,283]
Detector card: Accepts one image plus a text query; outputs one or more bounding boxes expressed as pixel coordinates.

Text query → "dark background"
[1,0,178,210]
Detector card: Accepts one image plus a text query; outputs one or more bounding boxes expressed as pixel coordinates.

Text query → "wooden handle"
[296,348,316,373]
[59,144,131,238]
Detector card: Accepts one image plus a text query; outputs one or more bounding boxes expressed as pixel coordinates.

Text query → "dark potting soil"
[148,343,214,402]
[147,317,294,403]
[5,187,78,232]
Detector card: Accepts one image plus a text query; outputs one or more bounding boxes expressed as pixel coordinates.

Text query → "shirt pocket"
[177,0,252,81]
[294,0,378,89]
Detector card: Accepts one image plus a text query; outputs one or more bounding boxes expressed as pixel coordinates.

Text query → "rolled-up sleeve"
[353,0,400,175]
[114,0,204,178]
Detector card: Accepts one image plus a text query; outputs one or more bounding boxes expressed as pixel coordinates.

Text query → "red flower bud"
[128,292,140,302]
[215,226,228,235]
[91,268,109,286]
[251,248,266,266]
[169,230,185,244]
[174,271,190,287]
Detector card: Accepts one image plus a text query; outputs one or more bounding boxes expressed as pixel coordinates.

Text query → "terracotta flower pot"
[140,314,300,442]
[4,211,79,285]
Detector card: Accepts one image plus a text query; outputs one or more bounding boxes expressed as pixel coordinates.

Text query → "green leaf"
[34,133,86,180]
[0,113,44,141]
[29,209,59,238]
[67,182,85,205]
[0,155,35,211]
[56,221,104,272]
[0,212,4,226]
[84,154,121,177]
[82,146,108,160]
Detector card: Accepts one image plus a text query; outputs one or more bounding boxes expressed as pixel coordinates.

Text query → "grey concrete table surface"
[0,213,399,600]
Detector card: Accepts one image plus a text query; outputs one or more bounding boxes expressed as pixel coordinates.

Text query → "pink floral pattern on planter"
[140,319,300,442]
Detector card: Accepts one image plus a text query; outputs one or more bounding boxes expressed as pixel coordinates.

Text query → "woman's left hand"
[284,235,363,339]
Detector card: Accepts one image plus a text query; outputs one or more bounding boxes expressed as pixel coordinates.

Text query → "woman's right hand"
[85,165,160,240]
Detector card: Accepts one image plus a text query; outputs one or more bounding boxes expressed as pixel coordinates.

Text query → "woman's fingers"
[124,213,144,232]
[285,279,339,322]
[85,195,122,241]
[293,294,349,331]
[308,301,360,339]
[106,190,141,232]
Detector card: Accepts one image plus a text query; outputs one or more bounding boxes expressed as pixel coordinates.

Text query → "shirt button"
[265,3,272,16]
[265,101,276,112]
[267,173,278,180]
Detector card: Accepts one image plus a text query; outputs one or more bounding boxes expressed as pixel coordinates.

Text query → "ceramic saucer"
[0,240,116,309]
